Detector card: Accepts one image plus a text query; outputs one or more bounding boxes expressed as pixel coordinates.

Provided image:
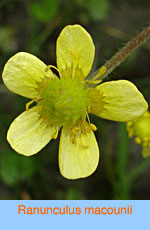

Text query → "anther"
[26,99,36,111]
[127,121,133,127]
[45,65,62,78]
[86,79,102,85]
[87,65,106,85]
[135,137,142,144]
[143,142,148,147]
[85,111,97,131]
[98,66,106,77]
[80,144,89,149]
[72,127,80,136]
[90,123,97,131]
[128,131,133,138]
[87,106,91,113]
[72,137,75,144]
[52,130,58,139]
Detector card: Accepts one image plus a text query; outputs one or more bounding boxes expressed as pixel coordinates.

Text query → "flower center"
[38,77,91,127]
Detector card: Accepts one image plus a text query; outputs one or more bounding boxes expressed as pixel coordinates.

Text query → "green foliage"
[65,188,84,200]
[76,0,110,21]
[28,0,59,22]
[0,27,16,53]
[0,151,37,186]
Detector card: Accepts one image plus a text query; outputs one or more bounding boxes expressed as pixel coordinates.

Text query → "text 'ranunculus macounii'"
[2,25,148,179]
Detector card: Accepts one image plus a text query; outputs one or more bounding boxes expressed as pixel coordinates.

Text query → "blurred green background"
[0,0,150,200]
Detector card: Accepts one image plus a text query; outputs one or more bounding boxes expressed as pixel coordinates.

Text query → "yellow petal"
[59,124,99,179]
[91,80,148,122]
[2,52,54,99]
[56,25,95,81]
[7,106,58,156]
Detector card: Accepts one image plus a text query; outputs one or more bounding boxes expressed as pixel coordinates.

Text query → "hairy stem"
[90,26,150,81]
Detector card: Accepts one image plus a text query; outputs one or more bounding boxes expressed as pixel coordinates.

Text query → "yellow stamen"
[71,127,81,144]
[26,99,37,111]
[86,66,106,85]
[97,66,106,78]
[86,79,102,85]
[87,106,91,113]
[85,111,97,131]
[127,121,133,127]
[52,130,58,139]
[135,137,142,144]
[143,142,148,147]
[90,123,97,131]
[45,65,62,78]
[71,122,90,148]
[128,132,133,138]
[72,127,80,136]
[85,111,91,124]
[80,144,89,149]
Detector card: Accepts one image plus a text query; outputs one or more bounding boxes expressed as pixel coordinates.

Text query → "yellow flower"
[2,25,148,179]
[127,111,150,158]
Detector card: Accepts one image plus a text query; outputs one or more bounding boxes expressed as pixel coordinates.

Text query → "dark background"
[0,0,150,200]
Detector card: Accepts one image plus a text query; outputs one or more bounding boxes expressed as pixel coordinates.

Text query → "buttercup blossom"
[2,25,148,179]
[127,111,150,158]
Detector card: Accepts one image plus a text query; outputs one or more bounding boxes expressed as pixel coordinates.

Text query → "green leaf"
[29,0,59,22]
[0,151,37,186]
[87,0,110,21]
[0,27,16,53]
[76,0,110,21]
[65,188,84,200]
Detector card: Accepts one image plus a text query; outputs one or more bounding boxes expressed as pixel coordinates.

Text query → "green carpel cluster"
[39,77,91,126]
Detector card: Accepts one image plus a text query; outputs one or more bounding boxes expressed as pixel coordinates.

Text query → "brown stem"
[90,26,150,81]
